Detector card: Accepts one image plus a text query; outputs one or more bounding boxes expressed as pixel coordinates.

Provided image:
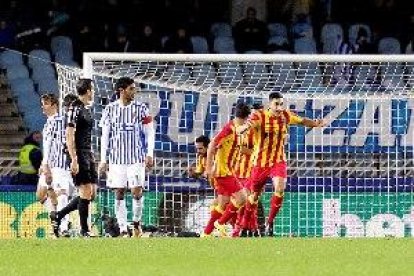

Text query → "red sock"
[204,208,223,235]
[268,194,284,224]
[218,202,240,225]
[235,206,245,229]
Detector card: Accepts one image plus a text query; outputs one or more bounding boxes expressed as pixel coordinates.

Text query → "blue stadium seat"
[190,36,209,53]
[31,64,56,84]
[0,50,23,69]
[321,23,343,45]
[378,37,401,54]
[210,22,232,38]
[9,78,35,98]
[267,23,288,38]
[294,38,317,53]
[51,35,74,58]
[6,65,30,81]
[28,49,52,69]
[213,37,236,53]
[37,77,59,94]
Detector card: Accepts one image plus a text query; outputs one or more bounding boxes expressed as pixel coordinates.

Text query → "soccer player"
[39,93,75,236]
[205,102,251,237]
[50,78,97,237]
[237,92,326,236]
[188,135,210,179]
[98,77,155,237]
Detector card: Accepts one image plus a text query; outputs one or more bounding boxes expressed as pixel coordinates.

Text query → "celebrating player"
[98,77,155,237]
[237,92,326,236]
[50,78,97,238]
[205,102,251,237]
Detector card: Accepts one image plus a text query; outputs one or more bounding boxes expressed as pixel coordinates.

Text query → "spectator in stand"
[354,28,375,54]
[128,22,162,53]
[291,13,313,39]
[233,7,268,53]
[163,25,193,53]
[14,131,43,185]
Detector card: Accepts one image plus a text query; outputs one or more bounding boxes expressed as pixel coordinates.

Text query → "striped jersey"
[212,120,239,177]
[234,128,255,179]
[100,99,152,165]
[247,109,303,167]
[43,113,69,169]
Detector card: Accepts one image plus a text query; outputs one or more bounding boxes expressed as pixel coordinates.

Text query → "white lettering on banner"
[305,99,350,146]
[349,99,396,147]
[167,92,210,144]
[285,98,307,113]
[401,99,414,147]
[322,199,413,237]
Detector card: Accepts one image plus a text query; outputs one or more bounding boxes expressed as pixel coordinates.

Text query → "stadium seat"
[210,22,232,38]
[213,37,236,53]
[267,23,288,38]
[321,23,343,45]
[9,78,35,98]
[349,24,372,45]
[291,21,313,39]
[27,49,52,69]
[50,35,74,58]
[268,36,289,47]
[190,36,209,53]
[31,64,56,84]
[294,38,317,53]
[378,37,401,54]
[0,50,24,69]
[37,77,59,94]
[6,65,30,81]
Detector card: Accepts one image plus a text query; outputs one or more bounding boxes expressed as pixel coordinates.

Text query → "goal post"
[56,52,414,237]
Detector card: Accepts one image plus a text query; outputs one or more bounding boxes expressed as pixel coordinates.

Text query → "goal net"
[56,53,414,237]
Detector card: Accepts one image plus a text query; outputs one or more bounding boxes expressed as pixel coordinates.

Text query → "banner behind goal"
[56,53,414,237]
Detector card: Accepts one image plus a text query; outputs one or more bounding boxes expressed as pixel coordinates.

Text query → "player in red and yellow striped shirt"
[205,103,251,236]
[237,92,326,236]
[188,135,210,179]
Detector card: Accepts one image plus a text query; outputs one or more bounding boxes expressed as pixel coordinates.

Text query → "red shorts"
[214,176,243,196]
[237,178,252,190]
[250,162,287,193]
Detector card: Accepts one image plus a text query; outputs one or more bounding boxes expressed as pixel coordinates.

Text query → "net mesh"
[53,54,414,237]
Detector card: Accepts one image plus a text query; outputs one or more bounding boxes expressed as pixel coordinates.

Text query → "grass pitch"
[0,238,413,276]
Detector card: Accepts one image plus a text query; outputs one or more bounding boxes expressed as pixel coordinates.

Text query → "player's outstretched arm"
[301,118,327,128]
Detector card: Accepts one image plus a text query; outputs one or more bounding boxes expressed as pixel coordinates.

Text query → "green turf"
[0,238,413,276]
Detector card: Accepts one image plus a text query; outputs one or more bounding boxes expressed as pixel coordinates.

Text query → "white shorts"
[107,163,146,189]
[51,167,74,191]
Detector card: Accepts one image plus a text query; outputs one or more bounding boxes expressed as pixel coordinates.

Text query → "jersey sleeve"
[213,124,233,147]
[286,110,304,125]
[66,104,80,128]
[246,110,262,128]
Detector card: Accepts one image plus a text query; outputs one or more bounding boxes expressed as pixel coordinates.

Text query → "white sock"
[133,196,144,223]
[57,194,69,231]
[115,199,127,232]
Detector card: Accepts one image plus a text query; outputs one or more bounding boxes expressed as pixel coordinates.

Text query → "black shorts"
[72,150,97,186]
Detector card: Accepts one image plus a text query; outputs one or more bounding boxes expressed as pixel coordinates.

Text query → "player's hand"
[145,156,154,169]
[98,162,108,177]
[315,119,327,127]
[236,124,249,135]
[71,159,79,175]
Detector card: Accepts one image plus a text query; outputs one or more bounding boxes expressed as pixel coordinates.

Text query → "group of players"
[37,74,324,238]
[189,92,325,237]
[37,77,155,238]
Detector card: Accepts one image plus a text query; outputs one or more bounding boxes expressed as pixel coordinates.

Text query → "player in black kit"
[50,78,97,237]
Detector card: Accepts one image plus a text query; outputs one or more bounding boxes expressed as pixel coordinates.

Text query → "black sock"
[78,198,90,233]
[58,196,80,218]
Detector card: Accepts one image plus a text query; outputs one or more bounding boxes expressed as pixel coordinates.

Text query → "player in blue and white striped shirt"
[39,93,75,236]
[99,77,155,237]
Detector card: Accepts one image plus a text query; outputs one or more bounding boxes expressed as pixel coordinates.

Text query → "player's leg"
[107,164,128,237]
[129,162,146,237]
[202,193,229,236]
[37,174,56,213]
[51,168,73,236]
[214,177,247,236]
[266,162,288,237]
